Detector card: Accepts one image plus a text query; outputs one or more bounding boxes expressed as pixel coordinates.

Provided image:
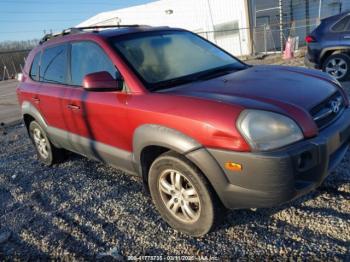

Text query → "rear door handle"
[343,35,350,39]
[67,104,80,110]
[32,97,40,103]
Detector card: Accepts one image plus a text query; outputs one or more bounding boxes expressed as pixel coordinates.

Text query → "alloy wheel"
[32,127,49,159]
[325,58,348,79]
[158,169,201,223]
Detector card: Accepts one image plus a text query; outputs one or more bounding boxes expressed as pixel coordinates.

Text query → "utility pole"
[206,0,216,43]
[279,0,283,53]
[318,0,323,22]
[244,0,254,56]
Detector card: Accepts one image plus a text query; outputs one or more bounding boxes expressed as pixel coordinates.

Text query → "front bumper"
[187,108,350,209]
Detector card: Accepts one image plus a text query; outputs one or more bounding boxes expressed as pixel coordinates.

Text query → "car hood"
[162,65,340,114]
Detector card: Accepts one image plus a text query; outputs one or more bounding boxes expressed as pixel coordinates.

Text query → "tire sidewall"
[149,153,215,236]
[29,121,53,165]
[323,53,350,81]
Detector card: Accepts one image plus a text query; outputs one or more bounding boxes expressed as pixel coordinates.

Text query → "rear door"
[21,51,41,109]
[36,43,69,132]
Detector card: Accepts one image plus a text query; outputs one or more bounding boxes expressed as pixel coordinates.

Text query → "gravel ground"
[0,74,349,260]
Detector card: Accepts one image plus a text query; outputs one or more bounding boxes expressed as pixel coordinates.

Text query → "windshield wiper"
[150,64,243,91]
[193,65,239,81]
[150,75,200,91]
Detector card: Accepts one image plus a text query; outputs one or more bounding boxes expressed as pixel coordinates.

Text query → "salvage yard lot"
[0,78,349,260]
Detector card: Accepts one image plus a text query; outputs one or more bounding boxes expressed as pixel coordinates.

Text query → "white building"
[77,0,252,56]
[78,0,350,56]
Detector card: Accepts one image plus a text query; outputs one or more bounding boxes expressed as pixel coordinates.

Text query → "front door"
[65,41,133,171]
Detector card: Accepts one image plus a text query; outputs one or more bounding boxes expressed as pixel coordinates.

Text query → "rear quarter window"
[332,16,350,32]
[29,52,41,81]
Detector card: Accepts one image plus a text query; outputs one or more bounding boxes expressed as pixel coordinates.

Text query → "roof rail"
[39,24,140,45]
[74,24,140,30]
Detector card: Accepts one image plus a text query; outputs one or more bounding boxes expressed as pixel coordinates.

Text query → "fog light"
[297,151,312,170]
[225,162,243,171]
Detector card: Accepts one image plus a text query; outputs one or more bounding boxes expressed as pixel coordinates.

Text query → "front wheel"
[148,151,222,236]
[322,53,350,81]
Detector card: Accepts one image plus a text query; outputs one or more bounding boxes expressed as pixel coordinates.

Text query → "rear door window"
[40,44,68,84]
[70,41,119,86]
[29,52,41,81]
[332,16,350,32]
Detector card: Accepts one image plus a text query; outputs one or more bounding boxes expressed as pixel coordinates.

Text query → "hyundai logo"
[330,98,342,114]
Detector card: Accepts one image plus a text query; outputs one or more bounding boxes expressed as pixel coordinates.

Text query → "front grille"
[310,91,345,129]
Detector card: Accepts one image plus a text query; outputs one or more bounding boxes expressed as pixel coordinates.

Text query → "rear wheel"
[148,151,222,236]
[29,121,65,165]
[322,53,350,81]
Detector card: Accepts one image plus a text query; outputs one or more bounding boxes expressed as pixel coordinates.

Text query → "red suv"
[17,25,350,236]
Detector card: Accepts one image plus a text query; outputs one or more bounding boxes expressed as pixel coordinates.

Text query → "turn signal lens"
[225,162,243,172]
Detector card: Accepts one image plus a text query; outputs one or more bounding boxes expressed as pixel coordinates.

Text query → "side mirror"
[83,71,123,92]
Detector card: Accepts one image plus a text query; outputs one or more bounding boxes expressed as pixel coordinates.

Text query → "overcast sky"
[0,0,156,42]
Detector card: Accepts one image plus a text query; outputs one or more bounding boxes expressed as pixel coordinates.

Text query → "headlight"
[237,110,304,151]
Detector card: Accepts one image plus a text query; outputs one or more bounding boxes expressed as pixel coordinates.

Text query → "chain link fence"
[197,18,319,58]
[0,50,30,81]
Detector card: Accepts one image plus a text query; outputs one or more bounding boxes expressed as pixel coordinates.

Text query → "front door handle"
[67,104,80,110]
[344,35,350,39]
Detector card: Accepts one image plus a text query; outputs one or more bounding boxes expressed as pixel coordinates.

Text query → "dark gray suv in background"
[305,12,350,81]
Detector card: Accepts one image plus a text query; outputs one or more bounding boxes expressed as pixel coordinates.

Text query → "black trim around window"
[28,40,122,90]
[29,51,42,81]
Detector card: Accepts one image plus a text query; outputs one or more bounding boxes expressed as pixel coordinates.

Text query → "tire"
[29,121,65,165]
[322,53,350,81]
[148,151,222,236]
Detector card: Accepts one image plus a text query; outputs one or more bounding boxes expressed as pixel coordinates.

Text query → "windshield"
[111,31,246,90]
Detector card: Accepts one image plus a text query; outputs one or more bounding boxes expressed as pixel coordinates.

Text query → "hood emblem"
[330,98,342,114]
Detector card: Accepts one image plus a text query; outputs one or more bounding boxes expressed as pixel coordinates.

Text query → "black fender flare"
[132,124,202,166]
[21,101,63,148]
[21,101,48,130]
[320,46,350,64]
[132,124,230,205]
